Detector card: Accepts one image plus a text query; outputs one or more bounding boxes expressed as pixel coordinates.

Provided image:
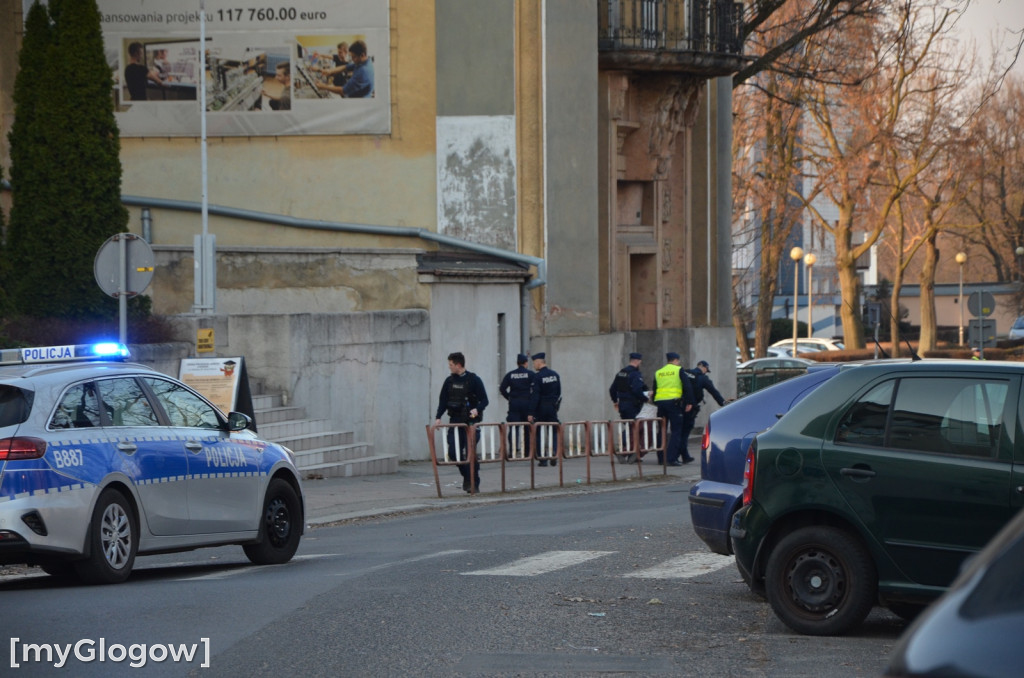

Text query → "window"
[941,380,1007,457]
[836,380,893,447]
[51,383,102,429]
[0,386,31,427]
[837,376,1008,458]
[97,378,159,427]
[143,378,221,428]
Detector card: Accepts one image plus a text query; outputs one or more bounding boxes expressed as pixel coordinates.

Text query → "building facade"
[0,0,744,460]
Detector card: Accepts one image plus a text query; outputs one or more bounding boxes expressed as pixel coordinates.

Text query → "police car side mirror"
[226,411,253,431]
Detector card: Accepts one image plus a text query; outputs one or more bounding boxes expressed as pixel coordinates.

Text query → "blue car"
[688,365,840,554]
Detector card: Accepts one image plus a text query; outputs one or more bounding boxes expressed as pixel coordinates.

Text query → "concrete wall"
[543,0,600,337]
[427,280,522,424]
[134,315,732,461]
[171,310,432,460]
[149,245,428,316]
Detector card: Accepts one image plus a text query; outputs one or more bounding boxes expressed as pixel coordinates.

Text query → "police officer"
[532,352,562,466]
[652,352,696,465]
[606,356,647,462]
[434,351,489,493]
[499,353,538,459]
[610,352,648,456]
[678,359,728,462]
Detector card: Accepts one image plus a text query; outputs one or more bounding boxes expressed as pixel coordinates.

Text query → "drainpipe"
[141,207,152,242]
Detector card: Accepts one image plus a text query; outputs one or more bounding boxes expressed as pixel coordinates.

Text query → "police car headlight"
[282,446,296,464]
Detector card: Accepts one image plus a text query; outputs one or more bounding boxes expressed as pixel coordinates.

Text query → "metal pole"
[789,247,803,355]
[956,252,966,347]
[792,259,799,356]
[197,0,212,314]
[806,263,813,339]
[804,252,816,339]
[118,235,127,345]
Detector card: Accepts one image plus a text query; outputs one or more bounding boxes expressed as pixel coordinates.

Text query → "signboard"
[968,319,997,349]
[93,0,390,136]
[197,328,215,353]
[94,233,155,297]
[179,356,244,414]
[968,291,996,317]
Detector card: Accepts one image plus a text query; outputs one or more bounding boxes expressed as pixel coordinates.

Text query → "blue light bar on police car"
[0,343,131,366]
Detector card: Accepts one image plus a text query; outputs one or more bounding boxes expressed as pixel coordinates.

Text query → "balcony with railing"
[599,0,747,75]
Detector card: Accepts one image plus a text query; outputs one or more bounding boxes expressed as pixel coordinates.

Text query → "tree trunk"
[918,234,939,352]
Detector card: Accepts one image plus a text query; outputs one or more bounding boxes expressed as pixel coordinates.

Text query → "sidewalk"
[302,450,703,526]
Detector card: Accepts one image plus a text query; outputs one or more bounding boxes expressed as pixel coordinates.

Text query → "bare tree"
[798,0,971,348]
[960,77,1024,288]
[732,66,808,357]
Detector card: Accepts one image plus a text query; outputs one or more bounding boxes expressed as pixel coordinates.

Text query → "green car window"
[835,380,894,447]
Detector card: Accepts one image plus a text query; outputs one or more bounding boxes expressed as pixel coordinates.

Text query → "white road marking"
[623,552,734,579]
[336,549,471,576]
[463,550,614,577]
[173,553,337,581]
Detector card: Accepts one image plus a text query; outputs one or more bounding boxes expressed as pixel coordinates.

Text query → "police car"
[0,343,304,584]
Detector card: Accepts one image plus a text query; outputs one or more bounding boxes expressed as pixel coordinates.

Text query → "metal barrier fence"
[426,418,667,498]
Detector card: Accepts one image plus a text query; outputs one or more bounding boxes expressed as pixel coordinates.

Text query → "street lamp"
[1016,246,1024,282]
[956,251,967,346]
[804,252,817,338]
[790,246,804,356]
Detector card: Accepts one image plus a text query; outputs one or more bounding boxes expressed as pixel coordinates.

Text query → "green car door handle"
[840,466,876,479]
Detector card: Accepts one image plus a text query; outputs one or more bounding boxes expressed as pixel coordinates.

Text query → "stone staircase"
[252,393,398,478]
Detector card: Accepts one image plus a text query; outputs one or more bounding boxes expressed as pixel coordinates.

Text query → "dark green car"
[731,360,1024,636]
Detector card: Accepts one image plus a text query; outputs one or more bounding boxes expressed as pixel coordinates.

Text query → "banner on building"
[93,0,390,136]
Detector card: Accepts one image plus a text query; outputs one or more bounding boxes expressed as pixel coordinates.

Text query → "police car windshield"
[0,385,31,427]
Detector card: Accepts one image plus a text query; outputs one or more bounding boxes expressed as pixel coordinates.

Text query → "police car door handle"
[116,441,138,454]
[185,441,204,452]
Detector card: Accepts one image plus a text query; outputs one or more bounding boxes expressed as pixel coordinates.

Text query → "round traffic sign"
[94,233,155,297]
[967,291,996,318]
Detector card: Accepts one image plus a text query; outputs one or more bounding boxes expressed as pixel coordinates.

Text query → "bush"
[769,318,808,344]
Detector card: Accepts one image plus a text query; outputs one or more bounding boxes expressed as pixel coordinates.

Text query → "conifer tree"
[7,0,126,319]
[6,1,53,315]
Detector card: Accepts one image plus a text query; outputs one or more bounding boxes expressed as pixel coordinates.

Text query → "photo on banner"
[94,0,390,136]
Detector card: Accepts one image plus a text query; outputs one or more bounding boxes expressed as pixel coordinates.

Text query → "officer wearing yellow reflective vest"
[651,352,697,465]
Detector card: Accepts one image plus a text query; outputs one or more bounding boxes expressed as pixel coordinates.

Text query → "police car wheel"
[244,479,301,565]
[75,489,138,585]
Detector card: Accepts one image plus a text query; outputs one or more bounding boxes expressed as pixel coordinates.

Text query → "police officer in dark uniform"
[499,353,538,459]
[610,352,648,456]
[606,352,647,458]
[434,352,489,493]
[652,352,696,465]
[678,359,728,462]
[532,352,562,466]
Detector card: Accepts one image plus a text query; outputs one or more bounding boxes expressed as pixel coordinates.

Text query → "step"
[252,393,283,410]
[300,454,399,479]
[255,406,308,425]
[258,418,334,439]
[272,430,355,452]
[292,442,374,467]
[250,389,392,479]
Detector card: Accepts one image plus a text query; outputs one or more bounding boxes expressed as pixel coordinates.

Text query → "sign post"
[967,290,997,358]
[94,234,155,345]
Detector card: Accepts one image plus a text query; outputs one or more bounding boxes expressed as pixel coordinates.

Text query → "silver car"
[0,343,304,584]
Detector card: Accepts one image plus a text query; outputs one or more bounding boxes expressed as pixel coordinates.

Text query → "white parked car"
[770,337,844,353]
[1009,316,1024,341]
[737,357,816,370]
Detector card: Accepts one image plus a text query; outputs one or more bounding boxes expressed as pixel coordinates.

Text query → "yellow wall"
[118,1,438,249]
